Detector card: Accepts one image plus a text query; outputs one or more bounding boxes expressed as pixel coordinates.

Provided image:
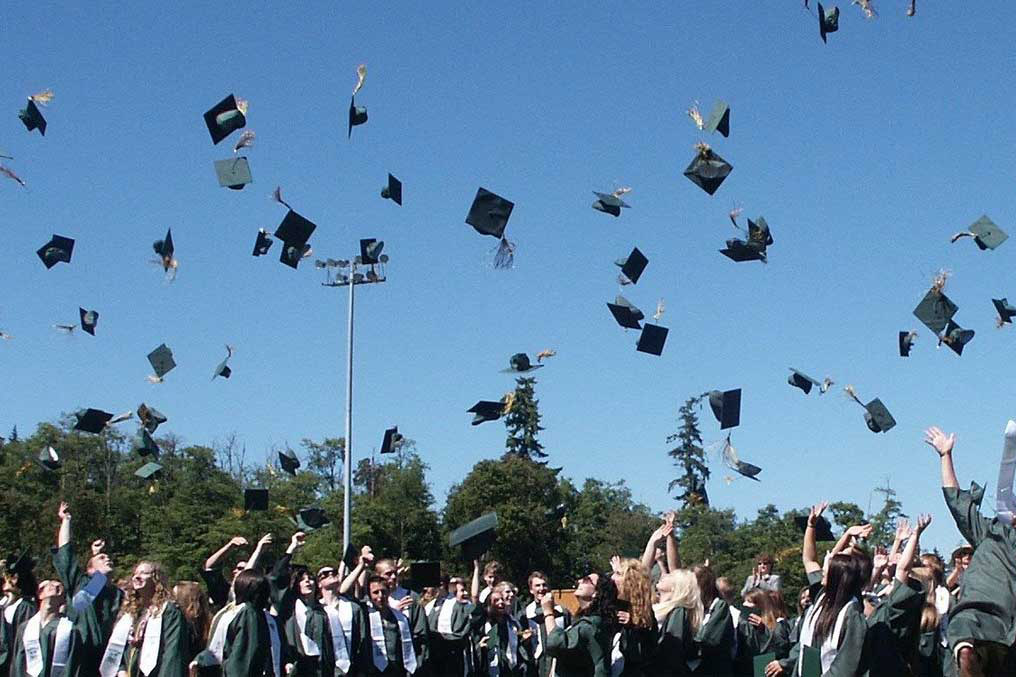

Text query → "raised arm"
[925,427,958,489]
[205,537,248,571]
[339,546,374,595]
[896,515,931,583]
[471,559,481,601]
[666,530,681,572]
[244,533,273,571]
[831,524,873,559]
[802,502,827,574]
[57,501,72,547]
[641,521,672,573]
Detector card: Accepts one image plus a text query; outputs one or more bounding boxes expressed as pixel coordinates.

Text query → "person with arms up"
[319,548,372,677]
[543,573,613,677]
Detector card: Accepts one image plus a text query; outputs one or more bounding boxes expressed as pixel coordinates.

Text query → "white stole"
[99,613,134,677]
[138,603,167,676]
[4,597,23,623]
[484,619,518,675]
[796,593,856,675]
[265,611,282,677]
[294,599,321,656]
[321,600,352,674]
[525,601,564,659]
[368,603,417,674]
[207,603,241,662]
[610,631,624,676]
[71,573,108,612]
[437,599,457,635]
[23,614,74,677]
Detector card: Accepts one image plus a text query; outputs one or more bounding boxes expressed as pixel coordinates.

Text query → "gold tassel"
[930,270,950,296]
[844,384,864,407]
[686,102,704,130]
[695,141,711,157]
[29,89,54,105]
[536,349,556,362]
[502,392,516,414]
[235,98,249,115]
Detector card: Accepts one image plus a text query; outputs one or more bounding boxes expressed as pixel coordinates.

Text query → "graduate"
[361,574,419,676]
[652,569,703,677]
[99,561,190,677]
[734,588,793,675]
[374,558,427,670]
[926,425,1016,677]
[200,535,273,611]
[543,573,612,677]
[691,564,735,677]
[220,570,284,677]
[471,560,505,605]
[319,555,370,677]
[518,570,570,677]
[171,582,210,665]
[10,579,77,677]
[53,501,123,677]
[468,581,527,676]
[610,557,657,676]
[0,551,38,676]
[424,575,473,676]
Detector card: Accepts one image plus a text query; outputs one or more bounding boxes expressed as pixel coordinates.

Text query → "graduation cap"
[292,507,330,532]
[153,229,175,272]
[348,96,368,139]
[721,217,773,263]
[788,369,831,395]
[135,462,163,480]
[607,295,644,330]
[279,449,301,475]
[913,288,958,335]
[703,101,730,137]
[503,353,543,373]
[38,446,61,471]
[147,344,176,380]
[708,389,741,429]
[466,187,516,269]
[899,331,916,357]
[74,408,114,434]
[133,428,160,458]
[719,434,761,481]
[281,243,312,269]
[615,247,648,285]
[940,320,974,356]
[244,488,269,511]
[203,94,247,145]
[636,324,668,356]
[684,144,732,196]
[468,399,508,425]
[214,157,252,190]
[952,215,1008,251]
[79,308,99,336]
[19,98,46,135]
[4,552,35,576]
[408,561,442,591]
[137,404,167,433]
[449,512,498,560]
[794,515,835,542]
[212,346,233,380]
[252,229,274,257]
[274,209,316,269]
[994,298,1016,327]
[36,235,74,269]
[381,174,402,206]
[845,386,895,433]
[360,239,384,265]
[592,190,632,217]
[818,2,840,43]
[381,426,403,454]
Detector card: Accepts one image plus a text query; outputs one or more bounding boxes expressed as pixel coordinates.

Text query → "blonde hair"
[120,561,172,622]
[617,558,653,630]
[653,570,703,630]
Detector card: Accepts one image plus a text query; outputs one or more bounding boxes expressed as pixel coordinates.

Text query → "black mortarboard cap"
[381,426,403,454]
[279,449,300,475]
[137,404,167,433]
[408,561,442,590]
[636,324,668,356]
[133,428,160,457]
[214,157,252,190]
[941,320,974,356]
[913,289,958,335]
[899,332,915,357]
[244,488,268,511]
[709,389,741,429]
[360,238,384,265]
[294,507,330,532]
[819,3,839,43]
[794,515,835,542]
[994,298,1016,325]
[74,408,113,434]
[203,94,246,145]
[965,215,1008,251]
[863,398,896,433]
[382,174,403,206]
[503,353,543,373]
[704,101,730,137]
[135,462,163,480]
[38,446,61,471]
[79,308,98,336]
[683,146,732,195]
[592,191,631,217]
[348,96,368,138]
[147,344,176,379]
[788,369,822,394]
[618,247,648,285]
[466,188,514,239]
[36,235,74,269]
[468,400,506,426]
[5,552,35,575]
[720,240,764,263]
[275,211,316,247]
[607,296,644,330]
[19,99,46,135]
[252,229,273,257]
[280,243,311,269]
[342,542,358,570]
[449,512,498,560]
[153,229,174,265]
[213,357,231,380]
[734,460,762,481]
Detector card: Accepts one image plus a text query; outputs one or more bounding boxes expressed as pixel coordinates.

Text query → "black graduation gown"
[222,603,279,677]
[10,614,80,677]
[360,604,414,676]
[121,602,191,677]
[545,614,611,677]
[617,615,658,676]
[268,554,335,677]
[0,597,37,676]
[388,588,428,674]
[425,597,474,677]
[652,607,694,677]
[692,598,735,677]
[864,578,925,677]
[323,595,369,676]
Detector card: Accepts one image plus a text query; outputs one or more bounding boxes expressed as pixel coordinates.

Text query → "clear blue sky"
[2,2,1014,554]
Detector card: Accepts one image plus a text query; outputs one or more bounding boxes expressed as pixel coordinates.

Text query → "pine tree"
[8,425,17,442]
[504,376,547,460]
[667,395,710,507]
[868,478,908,545]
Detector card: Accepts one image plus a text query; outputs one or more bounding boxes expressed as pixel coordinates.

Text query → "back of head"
[919,554,944,586]
[715,576,735,604]
[744,589,777,629]
[584,574,620,634]
[173,581,211,644]
[693,564,718,609]
[617,558,653,629]
[768,589,790,620]
[654,570,703,631]
[813,554,863,645]
[233,569,269,609]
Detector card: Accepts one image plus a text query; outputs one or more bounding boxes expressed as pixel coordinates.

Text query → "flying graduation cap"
[292,507,330,532]
[132,428,161,458]
[37,446,61,471]
[212,345,233,380]
[147,344,176,383]
[703,101,730,137]
[79,308,98,336]
[465,188,516,269]
[684,143,732,196]
[203,94,247,145]
[794,514,836,542]
[36,235,74,269]
[615,248,648,285]
[381,426,403,454]
[74,408,114,434]
[721,217,773,263]
[449,512,498,560]
[845,385,895,433]
[214,157,252,190]
[899,331,917,357]
[135,462,164,481]
[607,295,644,330]
[818,2,840,42]
[153,229,176,275]
[502,353,544,373]
[381,174,402,206]
[278,449,301,475]
[19,89,52,135]
[788,369,833,395]
[272,188,316,269]
[360,239,384,265]
[636,324,669,356]
[939,320,975,356]
[994,298,1016,327]
[913,275,958,335]
[592,188,632,217]
[468,397,511,425]
[137,404,167,433]
[951,216,1008,251]
[252,229,274,257]
[244,488,269,512]
[718,434,761,481]
[708,389,741,430]
[348,64,368,138]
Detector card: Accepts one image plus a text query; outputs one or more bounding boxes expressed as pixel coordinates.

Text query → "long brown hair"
[812,554,864,646]
[744,589,778,630]
[617,558,653,630]
[119,561,172,621]
[173,581,211,645]
[693,564,719,610]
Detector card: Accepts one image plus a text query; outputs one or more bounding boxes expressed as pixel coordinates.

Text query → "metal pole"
[343,263,355,552]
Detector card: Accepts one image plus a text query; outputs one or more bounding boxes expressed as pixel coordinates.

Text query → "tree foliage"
[504,377,546,460]
[667,395,710,507]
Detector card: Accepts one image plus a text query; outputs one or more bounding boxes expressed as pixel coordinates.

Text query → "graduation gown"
[779,599,868,677]
[222,603,283,677]
[733,613,792,676]
[0,596,37,675]
[268,554,335,677]
[518,600,570,677]
[52,543,124,677]
[917,630,944,677]
[692,598,735,677]
[652,607,695,677]
[10,614,79,677]
[200,568,231,612]
[425,596,473,677]
[864,578,925,677]
[545,614,610,677]
[388,587,428,674]
[942,483,1016,649]
[322,595,369,677]
[468,607,527,677]
[121,602,191,677]
[616,615,658,676]
[361,603,418,677]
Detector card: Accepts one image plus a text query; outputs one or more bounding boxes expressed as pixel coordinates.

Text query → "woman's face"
[132,564,156,593]
[574,573,598,601]
[298,572,315,597]
[655,578,672,598]
[489,591,507,615]
[757,560,772,576]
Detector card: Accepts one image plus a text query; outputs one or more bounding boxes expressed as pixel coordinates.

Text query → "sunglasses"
[317,569,337,579]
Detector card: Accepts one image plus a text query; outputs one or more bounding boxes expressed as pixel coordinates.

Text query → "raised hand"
[915,514,932,533]
[616,611,631,625]
[91,540,106,556]
[894,519,911,542]
[924,427,955,457]
[610,555,622,574]
[539,592,555,611]
[58,502,71,521]
[289,532,306,551]
[748,614,764,627]
[808,501,829,527]
[360,545,374,565]
[228,536,249,548]
[257,533,274,549]
[846,524,873,540]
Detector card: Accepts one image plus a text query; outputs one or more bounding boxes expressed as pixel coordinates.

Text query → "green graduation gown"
[864,578,924,677]
[517,600,571,677]
[425,596,474,677]
[10,614,79,677]
[468,606,527,677]
[617,615,658,676]
[388,588,428,675]
[0,597,37,675]
[653,607,695,677]
[52,543,123,677]
[200,567,231,612]
[734,613,792,675]
[267,553,335,677]
[692,598,735,676]
[545,614,611,677]
[361,604,416,676]
[122,602,191,677]
[222,603,281,677]
[779,600,868,677]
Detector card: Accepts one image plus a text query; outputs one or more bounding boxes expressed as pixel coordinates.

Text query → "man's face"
[369,581,388,608]
[88,553,113,576]
[1,574,15,595]
[131,563,156,593]
[529,577,549,598]
[38,580,65,606]
[376,562,398,591]
[453,582,468,601]
[317,568,339,592]
[484,572,496,588]
[447,577,463,596]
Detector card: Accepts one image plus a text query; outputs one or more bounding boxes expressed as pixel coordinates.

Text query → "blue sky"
[2,2,1015,554]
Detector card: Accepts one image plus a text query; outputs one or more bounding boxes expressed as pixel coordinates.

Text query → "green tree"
[667,395,710,507]
[504,377,546,461]
[828,501,865,531]
[868,478,907,546]
[302,437,346,493]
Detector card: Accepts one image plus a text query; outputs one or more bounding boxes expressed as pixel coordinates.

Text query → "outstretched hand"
[228,536,249,549]
[91,540,106,556]
[915,514,932,534]
[924,427,955,457]
[610,555,622,574]
[846,524,873,540]
[808,502,828,527]
[58,502,71,521]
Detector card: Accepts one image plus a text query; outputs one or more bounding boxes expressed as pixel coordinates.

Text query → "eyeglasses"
[317,569,337,579]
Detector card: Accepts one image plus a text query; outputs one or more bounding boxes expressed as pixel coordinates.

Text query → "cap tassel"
[950,231,975,244]
[930,269,950,296]
[0,165,26,188]
[146,375,164,384]
[653,299,665,322]
[686,102,704,130]
[852,0,877,19]
[844,384,865,408]
[695,141,711,157]
[493,238,515,269]
[272,186,292,211]
[907,0,915,16]
[536,349,556,362]
[502,392,516,415]
[235,98,249,116]
[352,64,367,96]
[233,130,255,153]
[29,89,54,105]
[729,205,743,228]
[819,377,834,394]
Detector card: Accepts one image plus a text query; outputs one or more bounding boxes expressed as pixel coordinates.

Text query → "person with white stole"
[219,570,284,677]
[423,576,474,676]
[361,574,418,676]
[373,559,427,671]
[52,501,124,677]
[544,573,612,677]
[468,582,527,677]
[100,561,190,677]
[319,555,370,677]
[11,579,78,677]
[518,571,570,677]
[0,551,39,676]
[267,532,335,677]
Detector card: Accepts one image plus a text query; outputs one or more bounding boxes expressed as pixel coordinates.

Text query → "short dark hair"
[233,570,269,609]
[528,571,549,588]
[367,574,387,588]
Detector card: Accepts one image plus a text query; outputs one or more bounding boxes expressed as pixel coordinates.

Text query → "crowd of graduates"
[0,426,1014,676]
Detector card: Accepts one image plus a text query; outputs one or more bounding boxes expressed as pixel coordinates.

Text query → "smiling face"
[132,563,157,593]
[87,553,113,576]
[529,576,548,598]
[317,567,339,592]
[488,590,507,618]
[369,581,388,608]
[574,573,599,603]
